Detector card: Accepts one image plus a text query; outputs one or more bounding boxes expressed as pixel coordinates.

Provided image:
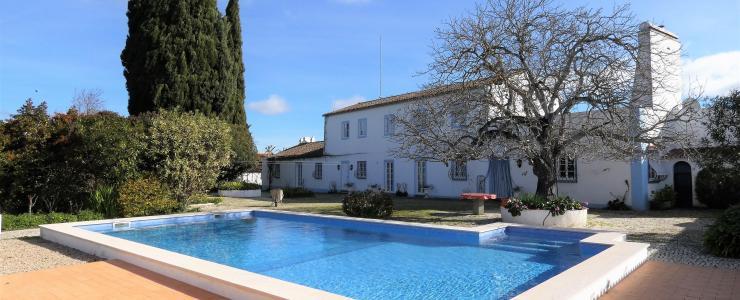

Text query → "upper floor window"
[341,121,350,139]
[358,118,367,138]
[557,156,577,182]
[356,161,367,179]
[384,114,395,136]
[313,163,323,179]
[449,104,465,129]
[450,161,467,181]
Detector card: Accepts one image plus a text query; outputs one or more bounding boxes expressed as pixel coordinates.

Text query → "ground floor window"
[384,160,394,191]
[313,163,323,179]
[296,163,303,186]
[356,161,367,179]
[557,156,577,182]
[416,161,426,193]
[450,161,467,181]
[271,164,281,178]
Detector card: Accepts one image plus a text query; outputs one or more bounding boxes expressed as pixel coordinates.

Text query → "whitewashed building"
[262,23,705,209]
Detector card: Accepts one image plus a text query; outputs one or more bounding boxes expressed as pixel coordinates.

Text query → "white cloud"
[331,95,366,110]
[247,94,289,115]
[682,51,740,97]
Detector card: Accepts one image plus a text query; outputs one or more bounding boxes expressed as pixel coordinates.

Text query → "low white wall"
[217,189,262,198]
[501,207,588,228]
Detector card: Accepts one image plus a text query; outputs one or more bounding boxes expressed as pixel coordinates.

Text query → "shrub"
[704,206,740,258]
[117,177,180,217]
[188,194,223,205]
[1,210,104,231]
[696,167,740,209]
[143,110,233,205]
[218,181,261,190]
[88,185,118,218]
[606,199,631,210]
[283,187,315,198]
[505,193,584,217]
[650,185,676,210]
[342,191,393,218]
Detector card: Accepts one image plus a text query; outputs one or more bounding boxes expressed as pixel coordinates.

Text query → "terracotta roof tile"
[323,80,492,116]
[270,141,325,160]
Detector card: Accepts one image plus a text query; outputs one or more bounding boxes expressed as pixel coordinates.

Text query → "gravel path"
[1,230,99,275]
[587,209,740,270]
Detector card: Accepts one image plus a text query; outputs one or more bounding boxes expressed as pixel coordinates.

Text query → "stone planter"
[217,189,262,198]
[500,207,587,228]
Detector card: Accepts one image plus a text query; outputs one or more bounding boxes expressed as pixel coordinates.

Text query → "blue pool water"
[81,212,607,299]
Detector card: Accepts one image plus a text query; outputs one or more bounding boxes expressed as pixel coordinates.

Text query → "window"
[648,163,657,181]
[450,161,467,181]
[358,118,367,138]
[271,164,281,178]
[384,160,394,191]
[296,163,303,186]
[557,156,577,182]
[341,121,350,139]
[416,161,427,193]
[383,114,395,136]
[356,161,367,179]
[313,163,323,179]
[449,103,465,129]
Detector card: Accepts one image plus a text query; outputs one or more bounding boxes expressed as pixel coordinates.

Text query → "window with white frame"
[557,156,577,182]
[416,161,427,193]
[271,164,281,178]
[341,121,350,139]
[358,118,367,138]
[384,160,394,191]
[313,163,323,179]
[356,161,367,179]
[450,161,467,181]
[383,114,395,136]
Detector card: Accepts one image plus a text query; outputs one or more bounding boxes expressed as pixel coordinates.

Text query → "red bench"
[461,193,497,215]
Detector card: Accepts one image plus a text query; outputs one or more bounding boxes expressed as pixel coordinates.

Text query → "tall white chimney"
[633,22,683,119]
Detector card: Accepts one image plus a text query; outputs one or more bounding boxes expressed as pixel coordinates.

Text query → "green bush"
[143,110,233,205]
[88,185,118,218]
[704,206,740,258]
[218,181,261,190]
[696,167,740,209]
[342,191,393,218]
[117,177,180,217]
[650,185,676,210]
[1,210,104,231]
[188,194,223,205]
[283,187,315,198]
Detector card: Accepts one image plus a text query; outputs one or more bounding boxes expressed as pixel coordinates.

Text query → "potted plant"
[501,193,588,227]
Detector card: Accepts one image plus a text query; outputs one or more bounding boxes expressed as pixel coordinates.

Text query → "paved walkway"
[0,260,224,299]
[600,260,740,300]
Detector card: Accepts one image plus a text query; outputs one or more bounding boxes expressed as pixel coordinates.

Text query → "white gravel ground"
[1,229,99,275]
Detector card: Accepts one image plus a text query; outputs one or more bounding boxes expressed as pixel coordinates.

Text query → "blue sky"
[1,0,739,151]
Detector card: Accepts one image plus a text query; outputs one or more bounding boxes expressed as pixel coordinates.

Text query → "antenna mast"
[379,35,382,99]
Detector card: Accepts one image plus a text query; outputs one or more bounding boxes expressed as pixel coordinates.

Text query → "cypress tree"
[122,0,257,179]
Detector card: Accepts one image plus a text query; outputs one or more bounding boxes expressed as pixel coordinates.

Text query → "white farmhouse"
[261,22,705,209]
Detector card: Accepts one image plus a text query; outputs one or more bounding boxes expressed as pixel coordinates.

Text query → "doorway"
[340,161,350,190]
[673,161,692,208]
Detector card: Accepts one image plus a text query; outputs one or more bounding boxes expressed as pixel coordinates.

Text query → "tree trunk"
[532,159,556,198]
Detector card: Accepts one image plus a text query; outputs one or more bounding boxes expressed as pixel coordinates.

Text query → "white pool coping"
[40,209,648,300]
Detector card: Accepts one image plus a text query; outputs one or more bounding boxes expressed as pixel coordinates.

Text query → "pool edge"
[40,209,647,300]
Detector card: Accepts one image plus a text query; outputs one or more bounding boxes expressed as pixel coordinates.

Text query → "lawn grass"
[209,193,503,227]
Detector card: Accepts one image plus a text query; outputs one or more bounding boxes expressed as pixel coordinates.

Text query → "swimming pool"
[41,210,648,299]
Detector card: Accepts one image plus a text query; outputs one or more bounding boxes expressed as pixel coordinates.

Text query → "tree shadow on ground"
[16,236,100,262]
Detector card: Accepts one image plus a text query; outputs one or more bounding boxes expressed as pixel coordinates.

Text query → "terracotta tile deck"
[600,261,740,300]
[0,260,225,299]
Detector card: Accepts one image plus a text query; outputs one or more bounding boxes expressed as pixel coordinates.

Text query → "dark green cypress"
[122,0,257,178]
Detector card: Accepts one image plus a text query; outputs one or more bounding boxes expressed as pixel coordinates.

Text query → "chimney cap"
[640,21,679,39]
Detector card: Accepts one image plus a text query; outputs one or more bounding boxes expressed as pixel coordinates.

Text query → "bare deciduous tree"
[392,0,701,197]
[72,89,105,115]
